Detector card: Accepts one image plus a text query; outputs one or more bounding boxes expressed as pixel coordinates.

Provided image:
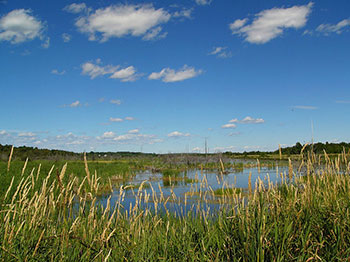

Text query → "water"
[96,165,290,215]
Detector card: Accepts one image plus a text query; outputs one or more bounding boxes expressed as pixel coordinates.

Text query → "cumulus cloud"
[229,18,248,30]
[71,101,81,107]
[228,116,265,124]
[209,46,232,58]
[63,3,88,14]
[62,33,71,42]
[81,59,139,81]
[110,99,121,105]
[149,65,202,83]
[0,130,8,136]
[128,129,139,134]
[316,19,350,35]
[99,131,116,139]
[240,116,265,124]
[51,69,66,75]
[213,146,236,152]
[167,131,190,138]
[81,60,118,79]
[41,37,50,48]
[110,66,138,82]
[173,8,193,19]
[74,4,171,42]
[109,117,123,122]
[18,132,36,137]
[221,123,237,129]
[113,133,162,144]
[61,100,83,108]
[0,9,45,44]
[125,117,135,121]
[230,3,313,44]
[228,132,241,136]
[291,105,318,110]
[142,26,167,41]
[192,147,202,152]
[1,129,163,151]
[195,0,212,5]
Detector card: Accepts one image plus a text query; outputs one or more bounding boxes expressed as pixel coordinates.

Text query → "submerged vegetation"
[1,147,350,261]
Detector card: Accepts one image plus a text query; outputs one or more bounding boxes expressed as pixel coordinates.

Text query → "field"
[1,149,350,261]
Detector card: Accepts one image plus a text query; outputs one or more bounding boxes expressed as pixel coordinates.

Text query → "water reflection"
[96,165,290,215]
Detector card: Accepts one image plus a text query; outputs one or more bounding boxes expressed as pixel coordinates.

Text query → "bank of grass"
[1,151,350,261]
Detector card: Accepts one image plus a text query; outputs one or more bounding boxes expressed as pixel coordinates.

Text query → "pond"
[96,164,291,216]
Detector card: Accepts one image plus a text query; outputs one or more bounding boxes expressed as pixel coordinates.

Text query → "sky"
[1,0,350,153]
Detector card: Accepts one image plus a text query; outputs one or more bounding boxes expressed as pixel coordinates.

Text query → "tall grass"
[1,151,350,261]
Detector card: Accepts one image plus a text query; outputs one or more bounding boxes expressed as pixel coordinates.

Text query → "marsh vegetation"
[1,147,350,261]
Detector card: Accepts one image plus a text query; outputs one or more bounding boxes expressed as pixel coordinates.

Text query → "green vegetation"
[1,148,350,260]
[213,187,245,196]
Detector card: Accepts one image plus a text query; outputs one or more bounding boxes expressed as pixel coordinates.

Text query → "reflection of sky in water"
[96,165,290,215]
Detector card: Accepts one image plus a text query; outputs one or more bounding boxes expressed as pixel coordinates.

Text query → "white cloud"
[110,99,121,105]
[167,131,190,138]
[69,101,81,107]
[229,18,248,30]
[81,60,139,81]
[229,118,238,123]
[213,146,236,152]
[149,65,202,83]
[41,37,50,48]
[0,9,45,44]
[240,116,265,124]
[228,132,241,136]
[173,8,193,19]
[128,129,139,134]
[209,46,232,58]
[110,66,138,82]
[110,117,123,122]
[81,60,118,79]
[192,147,202,152]
[18,132,36,137]
[291,105,318,110]
[142,26,167,41]
[316,19,350,35]
[221,123,237,129]
[125,117,135,121]
[230,3,313,44]
[62,33,71,42]
[228,116,264,124]
[51,69,66,75]
[195,0,212,5]
[100,131,116,139]
[74,4,171,42]
[61,101,84,108]
[0,130,7,135]
[113,133,162,144]
[63,3,88,14]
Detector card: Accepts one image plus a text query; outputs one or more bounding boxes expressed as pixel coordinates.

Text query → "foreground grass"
[1,152,350,261]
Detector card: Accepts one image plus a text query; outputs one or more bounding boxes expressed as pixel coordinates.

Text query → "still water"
[96,165,291,215]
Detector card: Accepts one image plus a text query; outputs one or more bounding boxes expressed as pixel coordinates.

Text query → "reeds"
[1,149,350,261]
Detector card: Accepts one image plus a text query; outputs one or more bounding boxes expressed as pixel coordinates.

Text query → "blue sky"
[1,0,350,153]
